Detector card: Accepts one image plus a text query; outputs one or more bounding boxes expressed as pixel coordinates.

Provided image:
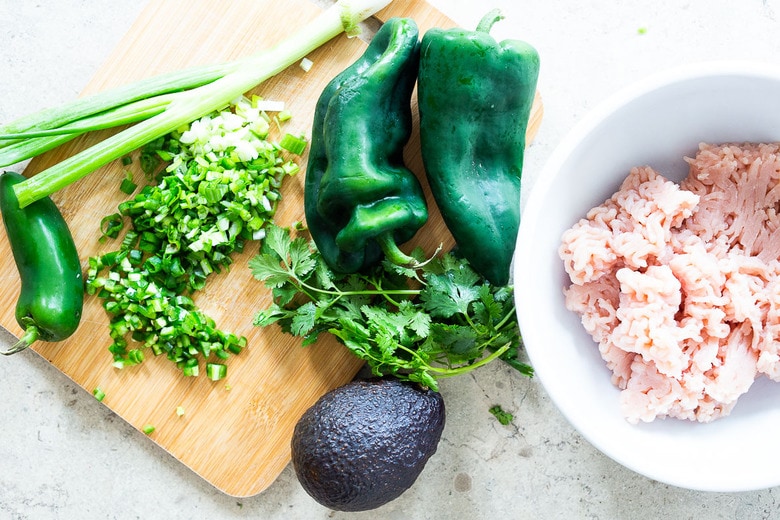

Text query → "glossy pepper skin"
[0,171,83,354]
[417,10,540,286]
[304,17,427,273]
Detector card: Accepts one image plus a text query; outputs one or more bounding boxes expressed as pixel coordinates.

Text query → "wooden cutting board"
[0,0,543,497]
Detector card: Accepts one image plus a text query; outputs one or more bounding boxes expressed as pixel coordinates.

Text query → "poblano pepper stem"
[475,8,504,33]
[304,17,428,274]
[417,10,540,286]
[374,232,418,266]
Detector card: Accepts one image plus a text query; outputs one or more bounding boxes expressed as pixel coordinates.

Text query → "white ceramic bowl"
[513,61,780,492]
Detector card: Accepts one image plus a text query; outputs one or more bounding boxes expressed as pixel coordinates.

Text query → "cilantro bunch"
[249,224,532,391]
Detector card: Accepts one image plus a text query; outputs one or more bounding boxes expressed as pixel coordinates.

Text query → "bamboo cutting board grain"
[0,0,542,497]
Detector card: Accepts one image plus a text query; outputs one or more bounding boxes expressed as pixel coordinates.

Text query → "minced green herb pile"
[86,97,305,378]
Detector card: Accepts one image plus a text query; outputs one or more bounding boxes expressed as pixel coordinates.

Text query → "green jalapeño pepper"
[0,171,83,354]
[305,17,427,273]
[417,9,540,286]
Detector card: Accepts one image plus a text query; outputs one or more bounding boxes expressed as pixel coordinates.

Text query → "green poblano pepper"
[304,17,427,274]
[417,9,540,286]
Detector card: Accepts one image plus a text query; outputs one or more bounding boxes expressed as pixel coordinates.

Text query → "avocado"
[291,377,446,512]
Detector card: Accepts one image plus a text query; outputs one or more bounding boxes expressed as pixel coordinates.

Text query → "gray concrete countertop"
[2,1,780,518]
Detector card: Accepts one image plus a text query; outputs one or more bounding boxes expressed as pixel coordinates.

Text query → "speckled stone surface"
[2,1,780,518]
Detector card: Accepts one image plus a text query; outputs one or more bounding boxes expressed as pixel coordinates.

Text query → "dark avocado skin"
[291,378,446,512]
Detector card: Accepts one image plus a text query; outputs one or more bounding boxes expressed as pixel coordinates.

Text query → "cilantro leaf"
[252,304,289,327]
[290,301,317,337]
[429,322,480,358]
[262,224,291,262]
[248,252,292,288]
[474,284,504,326]
[489,405,514,425]
[420,266,481,318]
[271,283,299,307]
[400,300,431,338]
[289,235,318,279]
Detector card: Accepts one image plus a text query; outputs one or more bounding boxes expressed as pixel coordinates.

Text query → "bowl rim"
[513,60,780,492]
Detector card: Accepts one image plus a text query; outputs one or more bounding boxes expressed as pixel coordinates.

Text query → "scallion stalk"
[0,66,227,139]
[0,94,177,141]
[9,0,391,209]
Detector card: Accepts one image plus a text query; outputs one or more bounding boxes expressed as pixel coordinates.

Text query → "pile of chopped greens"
[86,97,304,378]
[250,224,532,391]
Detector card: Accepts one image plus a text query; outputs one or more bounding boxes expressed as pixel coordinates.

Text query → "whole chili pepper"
[417,9,540,286]
[0,171,83,354]
[304,17,427,274]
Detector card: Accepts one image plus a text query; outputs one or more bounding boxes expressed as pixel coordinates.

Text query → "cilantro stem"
[493,305,517,331]
[378,292,406,308]
[297,278,420,300]
[429,343,511,378]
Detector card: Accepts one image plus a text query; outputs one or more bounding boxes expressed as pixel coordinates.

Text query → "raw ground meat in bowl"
[513,62,780,492]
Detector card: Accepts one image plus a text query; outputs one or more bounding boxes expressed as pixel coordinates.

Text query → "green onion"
[279,133,307,155]
[277,109,293,122]
[4,0,392,208]
[93,387,106,401]
[0,94,179,167]
[86,97,299,376]
[299,57,314,72]
[142,424,156,435]
[119,171,137,194]
[99,213,124,240]
[176,406,185,417]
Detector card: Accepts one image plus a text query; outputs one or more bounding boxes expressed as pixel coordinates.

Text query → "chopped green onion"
[255,100,285,112]
[93,387,106,401]
[176,406,185,417]
[277,109,293,122]
[142,424,156,435]
[119,172,138,194]
[99,213,124,240]
[121,155,133,166]
[299,57,313,72]
[279,133,307,155]
[67,8,344,378]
